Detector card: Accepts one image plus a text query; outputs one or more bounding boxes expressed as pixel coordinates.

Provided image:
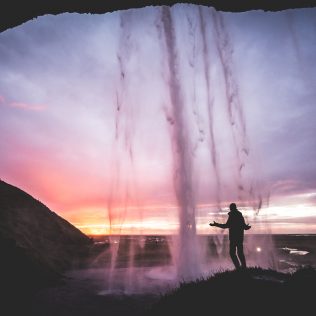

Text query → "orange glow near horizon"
[3,172,316,236]
[59,201,316,236]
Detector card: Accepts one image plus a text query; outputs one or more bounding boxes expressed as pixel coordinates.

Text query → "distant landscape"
[89,233,316,273]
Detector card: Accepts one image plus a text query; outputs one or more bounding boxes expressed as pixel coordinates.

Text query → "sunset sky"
[0,5,315,235]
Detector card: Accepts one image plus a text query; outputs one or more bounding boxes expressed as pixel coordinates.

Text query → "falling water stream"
[102,4,275,293]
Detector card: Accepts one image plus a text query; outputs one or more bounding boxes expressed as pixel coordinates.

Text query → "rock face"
[0,180,92,292]
[0,0,314,33]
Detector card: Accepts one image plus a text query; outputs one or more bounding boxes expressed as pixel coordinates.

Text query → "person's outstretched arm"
[209,220,229,229]
[244,223,251,230]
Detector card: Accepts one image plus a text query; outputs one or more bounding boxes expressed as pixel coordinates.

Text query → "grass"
[147,266,316,315]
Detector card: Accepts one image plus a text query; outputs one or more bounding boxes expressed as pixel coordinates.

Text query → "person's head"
[229,203,237,211]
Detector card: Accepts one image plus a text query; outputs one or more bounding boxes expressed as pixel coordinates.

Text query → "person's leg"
[229,242,240,269]
[237,242,247,268]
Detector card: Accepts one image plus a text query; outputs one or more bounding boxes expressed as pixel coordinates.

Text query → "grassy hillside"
[148,266,316,315]
[0,180,92,297]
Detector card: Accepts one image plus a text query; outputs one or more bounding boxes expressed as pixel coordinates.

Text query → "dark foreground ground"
[30,276,159,316]
[148,267,316,316]
[17,266,316,316]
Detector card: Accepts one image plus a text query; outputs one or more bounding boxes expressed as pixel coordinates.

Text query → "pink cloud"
[9,102,46,111]
[0,95,46,111]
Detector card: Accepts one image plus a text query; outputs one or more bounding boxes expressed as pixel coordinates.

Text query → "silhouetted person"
[209,203,251,269]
